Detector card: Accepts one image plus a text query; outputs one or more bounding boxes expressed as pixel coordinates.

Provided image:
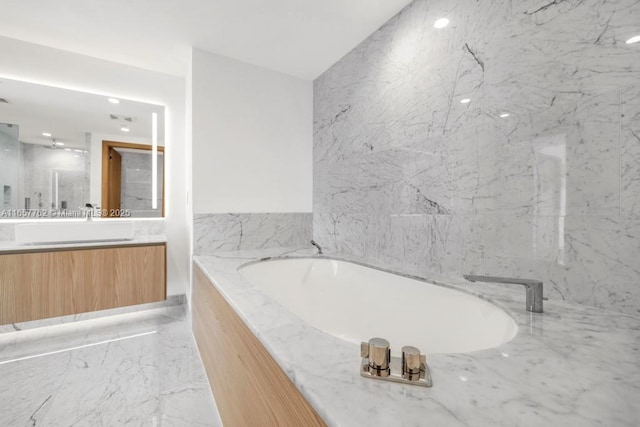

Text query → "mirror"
[0,77,165,219]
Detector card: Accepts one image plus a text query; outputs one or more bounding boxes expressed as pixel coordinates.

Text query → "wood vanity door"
[0,244,166,325]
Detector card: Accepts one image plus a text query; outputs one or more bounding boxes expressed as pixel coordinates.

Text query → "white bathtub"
[239,257,518,354]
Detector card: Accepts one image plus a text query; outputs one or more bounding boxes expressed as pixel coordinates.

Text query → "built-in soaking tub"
[239,257,518,354]
[192,249,640,427]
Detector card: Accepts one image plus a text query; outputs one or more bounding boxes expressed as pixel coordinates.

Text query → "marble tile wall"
[20,143,90,211]
[120,151,163,218]
[193,213,312,255]
[313,0,640,316]
[0,224,14,241]
[132,218,165,236]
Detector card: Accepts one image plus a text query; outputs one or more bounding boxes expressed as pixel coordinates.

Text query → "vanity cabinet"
[0,243,166,325]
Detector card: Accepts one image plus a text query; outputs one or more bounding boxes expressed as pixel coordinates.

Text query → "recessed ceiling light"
[434,18,449,29]
[64,148,72,152]
[626,35,640,44]
[460,98,471,104]
[120,126,130,132]
[499,113,510,118]
[42,132,52,137]
[108,98,120,104]
[54,142,64,147]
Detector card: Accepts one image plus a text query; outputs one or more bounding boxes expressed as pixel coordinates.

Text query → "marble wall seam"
[312,0,640,316]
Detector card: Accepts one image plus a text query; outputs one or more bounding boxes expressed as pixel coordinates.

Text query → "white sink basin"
[15,221,135,245]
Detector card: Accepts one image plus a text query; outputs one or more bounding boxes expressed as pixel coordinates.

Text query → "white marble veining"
[193,213,312,255]
[314,213,640,316]
[313,0,640,316]
[195,248,640,427]
[120,151,164,218]
[621,85,640,219]
[0,304,221,426]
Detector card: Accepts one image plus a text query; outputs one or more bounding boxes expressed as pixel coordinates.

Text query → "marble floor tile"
[0,305,221,427]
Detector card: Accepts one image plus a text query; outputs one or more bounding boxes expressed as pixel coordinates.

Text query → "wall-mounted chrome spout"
[310,240,323,255]
[463,275,544,313]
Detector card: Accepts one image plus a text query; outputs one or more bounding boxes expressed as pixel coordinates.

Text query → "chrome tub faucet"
[310,240,323,255]
[463,275,544,313]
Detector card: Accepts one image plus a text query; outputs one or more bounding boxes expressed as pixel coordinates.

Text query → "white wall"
[191,48,312,213]
[0,36,189,297]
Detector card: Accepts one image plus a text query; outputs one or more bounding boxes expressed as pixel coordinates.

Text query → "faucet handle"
[402,346,427,381]
[360,341,369,358]
[361,338,390,377]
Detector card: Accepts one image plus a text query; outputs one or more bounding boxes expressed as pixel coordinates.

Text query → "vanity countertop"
[194,248,640,427]
[0,235,167,254]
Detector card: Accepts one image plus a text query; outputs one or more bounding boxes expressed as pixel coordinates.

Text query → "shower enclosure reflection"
[0,77,165,219]
[0,130,91,217]
[0,123,19,211]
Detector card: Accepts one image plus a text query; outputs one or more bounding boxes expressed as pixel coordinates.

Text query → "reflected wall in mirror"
[0,123,20,211]
[0,77,165,219]
[102,141,164,218]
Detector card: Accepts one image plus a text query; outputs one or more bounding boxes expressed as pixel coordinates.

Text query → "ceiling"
[0,77,165,149]
[0,0,413,80]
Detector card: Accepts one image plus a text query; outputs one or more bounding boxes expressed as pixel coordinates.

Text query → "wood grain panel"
[0,244,166,325]
[0,255,17,322]
[192,265,327,427]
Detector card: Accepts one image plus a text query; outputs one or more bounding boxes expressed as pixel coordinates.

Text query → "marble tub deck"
[0,304,222,426]
[195,247,640,427]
